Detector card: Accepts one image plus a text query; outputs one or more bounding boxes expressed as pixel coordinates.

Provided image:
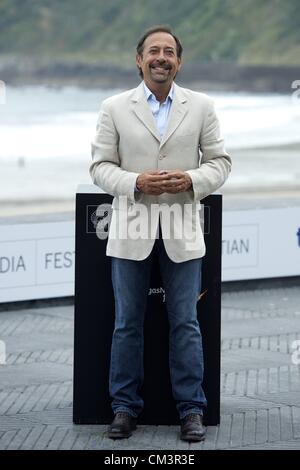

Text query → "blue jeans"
[109,236,207,420]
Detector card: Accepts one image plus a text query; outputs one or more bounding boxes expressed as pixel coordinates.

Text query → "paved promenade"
[0,281,299,450]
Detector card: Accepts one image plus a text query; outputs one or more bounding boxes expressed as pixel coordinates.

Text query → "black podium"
[73,187,222,426]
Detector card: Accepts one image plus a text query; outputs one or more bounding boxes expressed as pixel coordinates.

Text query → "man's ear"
[135,53,142,70]
[177,57,182,71]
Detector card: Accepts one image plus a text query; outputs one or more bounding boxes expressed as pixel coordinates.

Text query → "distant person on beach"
[90,25,231,442]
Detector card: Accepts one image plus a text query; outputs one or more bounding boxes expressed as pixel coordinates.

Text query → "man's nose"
[157,50,166,61]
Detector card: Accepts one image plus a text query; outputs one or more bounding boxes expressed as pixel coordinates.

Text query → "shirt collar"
[143,81,174,103]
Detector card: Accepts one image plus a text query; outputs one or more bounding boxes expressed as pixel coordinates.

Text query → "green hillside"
[0,0,299,66]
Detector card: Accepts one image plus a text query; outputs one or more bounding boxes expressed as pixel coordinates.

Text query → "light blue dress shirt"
[143,82,174,138]
[135,82,174,191]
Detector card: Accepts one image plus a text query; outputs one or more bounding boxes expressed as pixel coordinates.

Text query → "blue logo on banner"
[297,228,300,247]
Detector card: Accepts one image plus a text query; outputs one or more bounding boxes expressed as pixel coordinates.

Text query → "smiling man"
[90,25,231,442]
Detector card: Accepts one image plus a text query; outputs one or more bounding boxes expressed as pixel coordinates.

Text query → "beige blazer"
[90,82,231,262]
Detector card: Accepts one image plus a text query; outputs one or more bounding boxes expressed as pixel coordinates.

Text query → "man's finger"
[165,171,185,179]
[161,177,185,186]
[147,174,173,183]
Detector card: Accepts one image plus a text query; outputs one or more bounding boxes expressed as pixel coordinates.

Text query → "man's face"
[136,32,181,87]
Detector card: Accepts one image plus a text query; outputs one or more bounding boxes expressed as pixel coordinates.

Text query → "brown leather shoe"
[180,413,206,442]
[108,412,137,439]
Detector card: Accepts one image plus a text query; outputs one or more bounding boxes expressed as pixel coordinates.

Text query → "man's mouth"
[150,64,171,72]
[153,68,167,73]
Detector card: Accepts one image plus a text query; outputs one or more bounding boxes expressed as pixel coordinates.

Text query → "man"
[90,25,231,442]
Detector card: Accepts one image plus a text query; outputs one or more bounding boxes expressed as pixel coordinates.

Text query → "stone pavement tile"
[99,434,129,450]
[242,410,256,447]
[245,369,258,396]
[228,412,244,448]
[292,406,300,438]
[290,365,300,391]
[235,369,247,395]
[19,425,47,450]
[215,405,296,449]
[215,414,232,449]
[0,313,72,337]
[0,387,24,415]
[223,366,300,397]
[125,425,156,450]
[3,331,73,355]
[0,362,72,388]
[85,430,108,450]
[19,407,73,426]
[84,433,102,450]
[12,351,32,365]
[100,432,144,451]
[0,429,19,450]
[255,409,268,445]
[0,305,73,321]
[221,307,286,321]
[187,438,205,451]
[47,349,67,363]
[108,434,135,450]
[59,428,83,450]
[46,426,70,450]
[280,406,293,441]
[6,427,33,450]
[151,425,175,449]
[256,391,300,408]
[34,305,73,320]
[35,350,53,363]
[147,425,179,450]
[31,424,57,450]
[56,348,73,365]
[0,316,27,337]
[45,382,72,410]
[31,383,63,412]
[257,368,269,395]
[222,317,300,340]
[222,287,300,315]
[201,425,218,450]
[268,407,281,442]
[1,382,71,415]
[231,439,300,450]
[221,371,237,395]
[222,350,292,375]
[221,396,277,414]
[222,333,300,355]
[63,425,98,450]
[0,414,34,432]
[217,411,257,449]
[268,367,282,394]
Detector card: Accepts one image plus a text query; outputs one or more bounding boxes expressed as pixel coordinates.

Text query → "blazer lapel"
[160,83,188,149]
[130,82,188,146]
[131,83,161,142]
